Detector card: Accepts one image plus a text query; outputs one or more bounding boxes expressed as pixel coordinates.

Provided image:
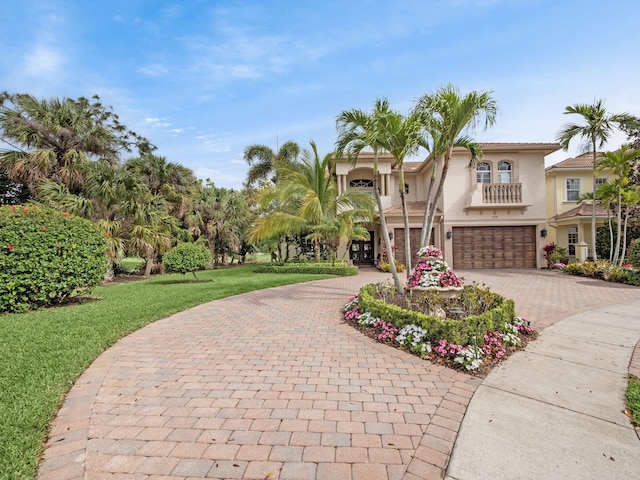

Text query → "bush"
[163,243,211,279]
[627,239,640,268]
[254,263,358,276]
[357,283,514,346]
[603,266,630,284]
[380,261,406,273]
[0,205,107,313]
[563,263,584,276]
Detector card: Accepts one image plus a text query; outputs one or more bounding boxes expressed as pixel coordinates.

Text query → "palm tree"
[335,99,405,293]
[595,144,640,263]
[251,141,375,262]
[556,100,638,260]
[0,93,152,196]
[414,84,497,249]
[378,109,425,275]
[243,140,301,188]
[619,186,640,264]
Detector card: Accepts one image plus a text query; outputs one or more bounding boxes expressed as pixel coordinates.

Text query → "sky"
[1,0,638,189]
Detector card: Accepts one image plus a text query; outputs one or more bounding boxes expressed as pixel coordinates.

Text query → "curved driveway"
[38,269,640,480]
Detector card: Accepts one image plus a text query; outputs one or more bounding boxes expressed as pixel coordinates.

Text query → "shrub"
[163,243,211,280]
[563,263,584,276]
[0,205,107,313]
[357,283,514,346]
[626,269,640,286]
[254,263,358,276]
[380,261,406,273]
[603,266,630,284]
[627,239,640,268]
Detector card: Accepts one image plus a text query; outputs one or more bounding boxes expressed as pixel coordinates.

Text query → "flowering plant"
[482,331,507,359]
[417,246,443,258]
[373,319,398,340]
[550,262,566,270]
[407,258,463,289]
[396,324,431,354]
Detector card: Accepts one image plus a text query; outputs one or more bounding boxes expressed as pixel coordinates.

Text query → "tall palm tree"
[556,100,638,260]
[335,99,405,293]
[378,109,425,275]
[251,141,375,262]
[414,84,497,249]
[596,144,640,263]
[0,93,152,196]
[243,140,301,188]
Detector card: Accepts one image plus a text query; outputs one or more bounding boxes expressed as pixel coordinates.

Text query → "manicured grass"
[627,375,640,426]
[116,256,145,272]
[0,266,333,479]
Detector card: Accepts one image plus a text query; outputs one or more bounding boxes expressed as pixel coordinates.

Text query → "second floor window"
[595,178,607,192]
[477,162,491,183]
[566,178,580,201]
[497,161,512,183]
[350,179,373,188]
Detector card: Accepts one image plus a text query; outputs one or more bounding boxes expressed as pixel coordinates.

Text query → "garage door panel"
[452,226,537,269]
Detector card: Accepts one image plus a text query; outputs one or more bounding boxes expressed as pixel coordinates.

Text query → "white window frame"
[595,177,607,192]
[566,178,580,202]
[497,161,512,184]
[568,226,578,256]
[476,162,491,184]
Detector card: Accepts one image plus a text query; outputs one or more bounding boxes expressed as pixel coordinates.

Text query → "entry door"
[350,232,374,264]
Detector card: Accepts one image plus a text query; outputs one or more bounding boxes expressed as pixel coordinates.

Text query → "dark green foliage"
[626,269,640,286]
[162,243,211,279]
[596,220,640,260]
[627,239,640,267]
[0,205,107,313]
[254,263,358,276]
[357,283,514,345]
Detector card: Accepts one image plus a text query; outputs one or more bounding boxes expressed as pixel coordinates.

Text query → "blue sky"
[1,0,638,189]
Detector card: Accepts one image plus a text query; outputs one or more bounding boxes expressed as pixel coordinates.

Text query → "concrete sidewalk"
[446,301,640,480]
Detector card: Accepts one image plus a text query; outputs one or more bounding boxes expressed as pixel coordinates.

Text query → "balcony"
[466,183,530,209]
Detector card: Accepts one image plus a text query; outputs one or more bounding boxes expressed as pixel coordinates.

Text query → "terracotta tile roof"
[552,203,609,221]
[477,142,561,150]
[546,152,603,171]
[383,201,442,216]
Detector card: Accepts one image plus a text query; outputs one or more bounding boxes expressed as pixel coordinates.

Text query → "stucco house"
[336,142,561,269]
[545,153,613,260]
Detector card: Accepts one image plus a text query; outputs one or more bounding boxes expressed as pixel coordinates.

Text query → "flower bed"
[343,282,535,375]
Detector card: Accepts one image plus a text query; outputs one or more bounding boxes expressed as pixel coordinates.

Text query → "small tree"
[163,243,211,280]
[0,205,107,312]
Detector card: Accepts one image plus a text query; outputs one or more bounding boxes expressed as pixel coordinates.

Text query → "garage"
[452,226,537,269]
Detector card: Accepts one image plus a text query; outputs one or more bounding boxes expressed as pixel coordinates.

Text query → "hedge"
[0,205,107,313]
[254,263,358,276]
[357,283,515,345]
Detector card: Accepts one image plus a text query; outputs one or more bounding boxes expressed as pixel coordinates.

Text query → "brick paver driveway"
[38,268,640,480]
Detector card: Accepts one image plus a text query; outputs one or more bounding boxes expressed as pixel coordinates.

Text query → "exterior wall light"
[541,228,547,238]
[446,229,452,240]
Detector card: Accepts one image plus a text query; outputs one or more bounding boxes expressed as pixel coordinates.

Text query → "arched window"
[498,161,512,183]
[476,162,491,183]
[349,179,374,188]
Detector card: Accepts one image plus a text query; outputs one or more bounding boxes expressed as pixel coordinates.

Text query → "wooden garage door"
[452,226,537,269]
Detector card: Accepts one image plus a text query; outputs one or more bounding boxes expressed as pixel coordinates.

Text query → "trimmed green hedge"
[0,204,107,313]
[357,283,515,345]
[254,263,358,276]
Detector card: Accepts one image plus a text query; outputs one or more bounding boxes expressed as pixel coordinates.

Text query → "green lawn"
[0,266,333,479]
[627,375,640,427]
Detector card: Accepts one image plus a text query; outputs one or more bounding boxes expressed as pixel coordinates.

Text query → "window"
[404,183,409,194]
[566,178,580,201]
[568,227,578,256]
[476,162,491,183]
[349,179,373,188]
[595,178,607,192]
[497,161,512,183]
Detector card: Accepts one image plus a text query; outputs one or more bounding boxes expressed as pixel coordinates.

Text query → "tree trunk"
[144,256,153,277]
[591,142,597,260]
[398,167,412,277]
[371,149,403,294]
[613,191,622,264]
[620,209,630,265]
[420,160,438,248]
[424,149,452,252]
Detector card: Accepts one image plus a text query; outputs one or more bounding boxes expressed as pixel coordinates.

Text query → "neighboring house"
[545,153,613,259]
[336,143,561,269]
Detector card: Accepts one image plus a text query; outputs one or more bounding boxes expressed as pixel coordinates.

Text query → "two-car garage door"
[452,226,537,269]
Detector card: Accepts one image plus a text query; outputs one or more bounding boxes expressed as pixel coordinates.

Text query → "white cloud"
[138,63,169,77]
[23,46,64,77]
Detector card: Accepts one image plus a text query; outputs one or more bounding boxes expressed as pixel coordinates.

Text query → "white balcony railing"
[482,183,522,204]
